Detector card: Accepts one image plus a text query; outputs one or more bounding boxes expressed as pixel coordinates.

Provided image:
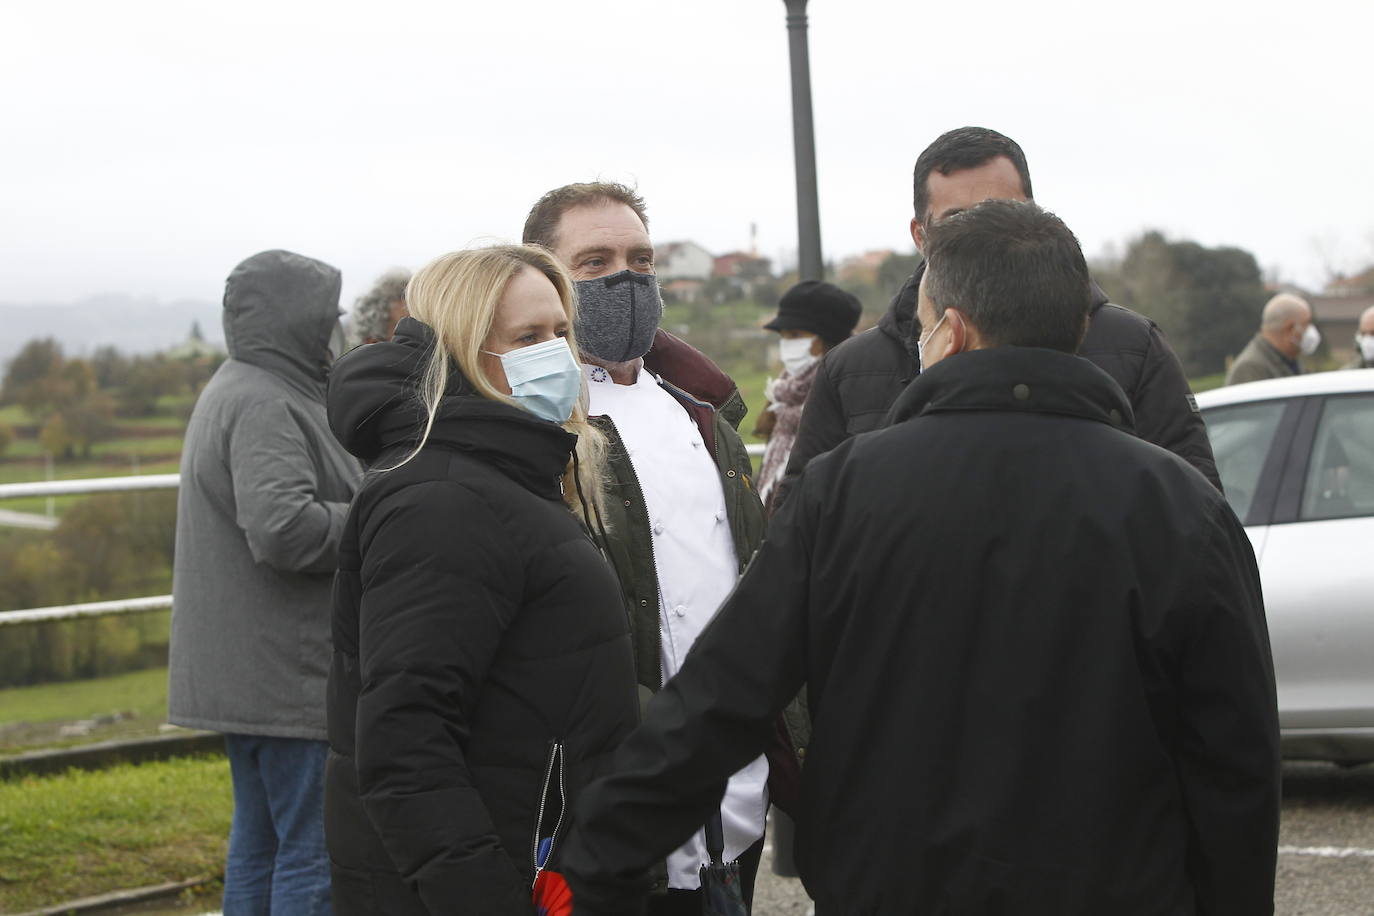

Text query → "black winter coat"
[778,265,1222,503]
[561,346,1279,916]
[324,319,638,916]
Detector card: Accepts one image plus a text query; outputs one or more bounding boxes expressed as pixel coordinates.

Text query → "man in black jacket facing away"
[561,200,1279,915]
[778,127,1220,503]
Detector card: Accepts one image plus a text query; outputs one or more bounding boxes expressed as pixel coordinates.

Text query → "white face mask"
[778,336,819,376]
[484,336,582,424]
[1357,334,1374,363]
[916,311,948,374]
[1299,323,1321,356]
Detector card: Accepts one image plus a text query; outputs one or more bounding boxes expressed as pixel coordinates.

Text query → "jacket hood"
[223,249,342,398]
[1087,279,1110,315]
[877,263,922,358]
[327,317,576,497]
[879,263,1113,357]
[889,345,1135,432]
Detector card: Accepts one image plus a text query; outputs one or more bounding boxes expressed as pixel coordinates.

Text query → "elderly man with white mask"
[1227,292,1320,385]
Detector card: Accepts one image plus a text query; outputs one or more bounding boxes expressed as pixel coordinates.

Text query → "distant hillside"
[0,295,224,365]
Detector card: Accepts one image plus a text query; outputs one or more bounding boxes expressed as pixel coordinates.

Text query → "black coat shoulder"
[1081,302,1221,490]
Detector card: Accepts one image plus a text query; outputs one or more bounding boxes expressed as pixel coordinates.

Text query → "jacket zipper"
[531,739,567,886]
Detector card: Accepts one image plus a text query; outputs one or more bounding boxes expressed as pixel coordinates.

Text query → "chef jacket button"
[639,598,649,607]
[797,746,807,760]
[727,469,737,478]
[623,499,632,507]
[673,605,687,618]
[653,523,664,535]
[715,511,725,523]
[1013,383,1030,401]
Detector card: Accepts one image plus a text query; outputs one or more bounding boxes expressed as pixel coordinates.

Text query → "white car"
[1198,369,1374,763]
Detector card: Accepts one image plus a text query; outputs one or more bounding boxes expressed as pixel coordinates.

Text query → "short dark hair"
[912,127,1033,225]
[522,182,650,249]
[923,200,1090,353]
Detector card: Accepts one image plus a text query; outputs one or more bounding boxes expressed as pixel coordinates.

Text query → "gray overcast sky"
[2,0,1371,309]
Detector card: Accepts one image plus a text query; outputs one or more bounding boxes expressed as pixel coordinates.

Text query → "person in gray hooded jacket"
[169,249,361,916]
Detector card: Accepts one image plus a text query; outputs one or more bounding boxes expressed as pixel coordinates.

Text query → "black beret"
[763,281,863,347]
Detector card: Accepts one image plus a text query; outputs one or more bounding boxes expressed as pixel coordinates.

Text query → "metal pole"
[784,0,823,282]
[775,7,820,876]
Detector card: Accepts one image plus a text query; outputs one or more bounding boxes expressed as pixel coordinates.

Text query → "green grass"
[123,411,193,430]
[0,756,230,912]
[1190,372,1227,393]
[4,434,183,461]
[0,664,174,753]
[732,367,773,447]
[0,666,169,727]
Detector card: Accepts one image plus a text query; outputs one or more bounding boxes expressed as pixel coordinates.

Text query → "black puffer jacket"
[561,347,1278,916]
[778,265,1221,503]
[324,319,638,916]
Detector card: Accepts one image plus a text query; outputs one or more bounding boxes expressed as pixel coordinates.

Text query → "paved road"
[751,762,1374,915]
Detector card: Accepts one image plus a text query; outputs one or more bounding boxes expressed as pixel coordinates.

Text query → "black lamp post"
[783,0,823,282]
[775,0,821,884]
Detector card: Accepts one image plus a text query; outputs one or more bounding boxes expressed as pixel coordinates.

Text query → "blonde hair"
[392,244,608,520]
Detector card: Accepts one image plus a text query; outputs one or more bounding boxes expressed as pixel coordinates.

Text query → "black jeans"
[644,837,766,915]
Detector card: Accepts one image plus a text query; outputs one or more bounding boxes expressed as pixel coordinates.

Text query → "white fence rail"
[0,474,180,625]
[0,445,769,625]
[0,595,174,628]
[0,473,180,501]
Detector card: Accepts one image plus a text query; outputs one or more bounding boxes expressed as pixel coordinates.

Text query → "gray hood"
[223,249,342,399]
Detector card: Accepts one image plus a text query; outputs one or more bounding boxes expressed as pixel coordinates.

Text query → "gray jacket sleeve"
[229,398,349,574]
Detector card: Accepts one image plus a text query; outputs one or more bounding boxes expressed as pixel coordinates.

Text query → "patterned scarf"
[756,359,820,513]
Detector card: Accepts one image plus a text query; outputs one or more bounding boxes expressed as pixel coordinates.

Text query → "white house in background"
[657,241,714,281]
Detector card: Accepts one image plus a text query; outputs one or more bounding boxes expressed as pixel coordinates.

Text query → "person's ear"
[943,308,970,358]
[910,218,925,252]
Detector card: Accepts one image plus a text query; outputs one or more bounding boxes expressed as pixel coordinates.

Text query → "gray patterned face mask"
[573,270,662,363]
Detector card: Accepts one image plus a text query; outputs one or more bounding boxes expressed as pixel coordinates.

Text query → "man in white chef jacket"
[523,181,771,912]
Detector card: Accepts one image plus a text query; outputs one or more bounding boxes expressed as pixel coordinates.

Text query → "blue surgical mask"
[485,337,582,424]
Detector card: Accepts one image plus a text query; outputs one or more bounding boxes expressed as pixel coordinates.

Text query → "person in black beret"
[755,280,862,513]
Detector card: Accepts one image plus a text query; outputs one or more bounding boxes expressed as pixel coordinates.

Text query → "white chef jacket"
[585,364,769,889]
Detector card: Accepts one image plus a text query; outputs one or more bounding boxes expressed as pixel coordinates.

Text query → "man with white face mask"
[777,127,1221,503]
[523,182,775,914]
[1344,304,1374,369]
[756,281,861,512]
[1226,292,1319,385]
